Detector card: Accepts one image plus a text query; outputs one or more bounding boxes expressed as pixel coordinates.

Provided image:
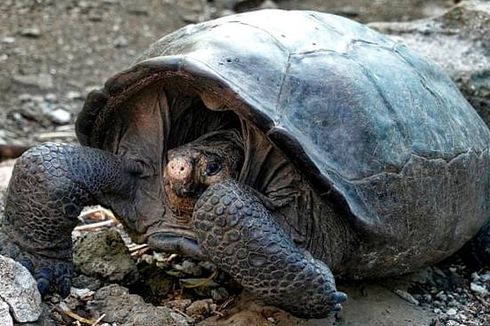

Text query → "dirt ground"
[1,1,488,325]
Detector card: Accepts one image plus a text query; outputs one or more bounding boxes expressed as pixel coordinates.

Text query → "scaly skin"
[193,179,347,318]
[0,143,145,295]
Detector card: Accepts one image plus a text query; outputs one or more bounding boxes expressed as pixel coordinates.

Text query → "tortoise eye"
[205,161,221,176]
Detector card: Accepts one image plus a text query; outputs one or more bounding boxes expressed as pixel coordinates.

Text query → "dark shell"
[76,10,490,250]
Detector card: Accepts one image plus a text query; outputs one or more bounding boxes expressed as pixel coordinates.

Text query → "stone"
[369,1,490,126]
[186,299,214,317]
[1,36,15,44]
[66,91,83,100]
[20,27,41,38]
[71,274,102,291]
[446,308,457,316]
[0,255,42,323]
[175,260,202,276]
[89,284,181,325]
[0,299,13,326]
[166,299,192,312]
[480,272,490,283]
[46,108,72,125]
[393,289,420,305]
[470,282,489,295]
[12,73,54,90]
[113,35,128,48]
[73,229,138,282]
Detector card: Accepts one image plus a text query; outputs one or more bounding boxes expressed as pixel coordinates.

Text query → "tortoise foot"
[193,179,346,319]
[0,231,73,296]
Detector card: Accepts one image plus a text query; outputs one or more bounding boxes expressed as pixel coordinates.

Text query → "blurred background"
[0,0,461,147]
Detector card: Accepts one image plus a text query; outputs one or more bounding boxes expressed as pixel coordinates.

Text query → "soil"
[1,1,488,325]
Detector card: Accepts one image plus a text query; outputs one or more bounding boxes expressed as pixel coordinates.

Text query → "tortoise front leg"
[192,179,346,318]
[0,143,146,296]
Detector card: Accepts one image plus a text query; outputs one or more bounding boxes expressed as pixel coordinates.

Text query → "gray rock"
[0,255,42,323]
[480,272,490,283]
[1,36,15,44]
[73,229,138,282]
[12,73,54,90]
[393,289,420,305]
[470,282,489,295]
[174,260,202,276]
[446,308,458,316]
[20,27,41,38]
[114,35,128,48]
[66,91,83,100]
[71,274,102,291]
[186,299,215,318]
[369,1,490,126]
[210,287,230,302]
[0,299,13,326]
[46,108,72,125]
[89,284,186,325]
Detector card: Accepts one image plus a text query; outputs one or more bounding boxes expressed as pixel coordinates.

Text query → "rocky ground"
[1,0,489,325]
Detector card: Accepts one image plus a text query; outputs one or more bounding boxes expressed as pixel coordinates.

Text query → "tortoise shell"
[76,10,490,264]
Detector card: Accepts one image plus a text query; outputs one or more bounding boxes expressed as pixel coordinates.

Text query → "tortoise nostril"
[180,167,184,172]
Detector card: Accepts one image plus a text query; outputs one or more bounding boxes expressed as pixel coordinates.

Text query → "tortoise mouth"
[147,232,204,259]
[145,222,204,259]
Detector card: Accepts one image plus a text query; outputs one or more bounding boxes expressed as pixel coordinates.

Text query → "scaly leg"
[0,143,145,295]
[192,179,346,319]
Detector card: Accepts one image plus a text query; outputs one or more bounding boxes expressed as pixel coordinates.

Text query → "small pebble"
[211,287,230,302]
[66,91,83,100]
[394,289,419,305]
[1,36,15,44]
[446,308,457,316]
[18,94,32,102]
[186,299,213,317]
[20,27,41,38]
[180,260,201,276]
[114,35,128,48]
[470,282,488,295]
[46,108,71,125]
[44,93,58,102]
[480,272,490,282]
[166,299,192,312]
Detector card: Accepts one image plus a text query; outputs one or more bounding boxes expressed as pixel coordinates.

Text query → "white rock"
[47,108,72,125]
[0,255,42,323]
[20,27,41,38]
[393,289,419,305]
[0,299,14,326]
[446,308,457,316]
[480,272,490,283]
[1,36,15,44]
[470,282,489,295]
[66,91,83,100]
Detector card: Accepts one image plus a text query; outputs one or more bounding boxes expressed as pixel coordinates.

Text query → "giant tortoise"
[1,9,490,318]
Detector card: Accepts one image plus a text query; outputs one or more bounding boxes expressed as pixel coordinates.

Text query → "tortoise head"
[164,129,244,215]
[146,129,244,258]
